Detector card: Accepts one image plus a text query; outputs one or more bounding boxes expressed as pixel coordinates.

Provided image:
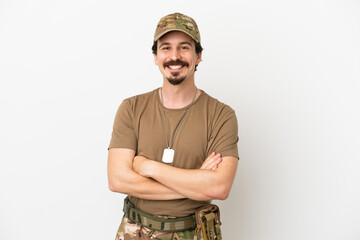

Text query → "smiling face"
[154,31,202,85]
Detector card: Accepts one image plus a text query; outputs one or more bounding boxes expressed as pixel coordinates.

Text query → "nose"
[170,48,181,61]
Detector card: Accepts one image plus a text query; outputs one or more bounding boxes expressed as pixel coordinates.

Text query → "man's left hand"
[133,155,154,177]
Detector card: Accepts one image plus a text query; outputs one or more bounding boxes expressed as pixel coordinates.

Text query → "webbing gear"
[123,197,197,232]
[194,204,222,240]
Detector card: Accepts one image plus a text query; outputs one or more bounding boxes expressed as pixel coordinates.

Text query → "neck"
[160,79,199,109]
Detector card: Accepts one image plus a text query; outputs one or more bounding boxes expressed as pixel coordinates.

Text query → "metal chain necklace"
[160,87,197,163]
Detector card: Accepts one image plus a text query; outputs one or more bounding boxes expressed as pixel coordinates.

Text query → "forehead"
[157,31,194,45]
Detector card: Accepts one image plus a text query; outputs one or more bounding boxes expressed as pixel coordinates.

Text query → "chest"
[135,107,209,169]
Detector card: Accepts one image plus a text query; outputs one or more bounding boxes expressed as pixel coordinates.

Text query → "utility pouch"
[194,204,222,240]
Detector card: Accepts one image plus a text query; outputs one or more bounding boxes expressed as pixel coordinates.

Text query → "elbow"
[108,181,117,192]
[108,177,126,193]
[216,190,230,200]
[210,185,231,200]
[108,178,118,192]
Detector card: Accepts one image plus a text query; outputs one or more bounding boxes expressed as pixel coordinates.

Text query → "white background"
[1,0,359,239]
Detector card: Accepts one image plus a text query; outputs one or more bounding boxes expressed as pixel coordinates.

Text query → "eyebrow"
[179,41,192,46]
[158,41,193,48]
[158,42,170,48]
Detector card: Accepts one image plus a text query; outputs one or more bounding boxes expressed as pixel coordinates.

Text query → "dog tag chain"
[160,87,197,164]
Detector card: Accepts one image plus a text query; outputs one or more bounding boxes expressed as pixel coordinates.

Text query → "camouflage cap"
[154,12,201,43]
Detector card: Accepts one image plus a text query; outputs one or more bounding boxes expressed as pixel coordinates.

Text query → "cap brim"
[154,29,199,43]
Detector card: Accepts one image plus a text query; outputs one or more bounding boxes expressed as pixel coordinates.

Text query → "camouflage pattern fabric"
[115,216,203,240]
[154,12,201,43]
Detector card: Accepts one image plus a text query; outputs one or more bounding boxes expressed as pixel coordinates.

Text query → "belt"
[123,196,197,232]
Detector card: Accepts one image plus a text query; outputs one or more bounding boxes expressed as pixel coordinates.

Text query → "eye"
[180,46,189,50]
[161,46,170,51]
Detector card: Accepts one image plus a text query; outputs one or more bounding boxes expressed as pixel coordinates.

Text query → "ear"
[153,53,159,66]
[195,51,202,65]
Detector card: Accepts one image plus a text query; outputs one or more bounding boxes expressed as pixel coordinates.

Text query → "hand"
[200,152,222,170]
[133,155,152,177]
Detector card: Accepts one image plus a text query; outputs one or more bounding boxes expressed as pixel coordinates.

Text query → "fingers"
[200,152,214,169]
[200,152,222,170]
[211,162,220,170]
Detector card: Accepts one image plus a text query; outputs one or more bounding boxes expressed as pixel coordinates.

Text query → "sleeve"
[108,99,137,151]
[207,106,239,159]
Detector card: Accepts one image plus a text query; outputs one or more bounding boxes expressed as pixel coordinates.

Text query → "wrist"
[143,160,159,178]
[137,157,158,178]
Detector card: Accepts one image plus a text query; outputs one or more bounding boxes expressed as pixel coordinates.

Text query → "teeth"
[168,65,182,70]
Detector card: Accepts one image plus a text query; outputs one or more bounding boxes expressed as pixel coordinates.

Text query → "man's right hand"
[200,152,222,170]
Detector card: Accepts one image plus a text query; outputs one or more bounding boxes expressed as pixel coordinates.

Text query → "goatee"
[167,75,186,85]
[163,60,189,85]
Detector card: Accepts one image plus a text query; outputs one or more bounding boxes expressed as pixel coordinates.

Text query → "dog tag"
[162,148,174,163]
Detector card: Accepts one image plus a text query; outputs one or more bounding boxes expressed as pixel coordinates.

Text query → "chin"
[167,77,186,85]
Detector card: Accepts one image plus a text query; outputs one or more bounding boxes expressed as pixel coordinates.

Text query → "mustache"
[163,60,189,68]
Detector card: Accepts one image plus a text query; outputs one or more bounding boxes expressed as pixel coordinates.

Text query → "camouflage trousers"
[115,216,203,240]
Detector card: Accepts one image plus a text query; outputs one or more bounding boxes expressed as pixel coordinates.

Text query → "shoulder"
[118,89,159,113]
[113,89,158,120]
[123,89,158,106]
[200,90,236,117]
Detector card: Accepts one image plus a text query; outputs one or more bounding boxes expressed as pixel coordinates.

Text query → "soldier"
[108,12,239,240]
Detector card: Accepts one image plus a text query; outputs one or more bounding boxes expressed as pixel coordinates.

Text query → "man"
[108,12,239,240]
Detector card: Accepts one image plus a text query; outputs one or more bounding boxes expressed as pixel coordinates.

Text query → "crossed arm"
[107,148,238,201]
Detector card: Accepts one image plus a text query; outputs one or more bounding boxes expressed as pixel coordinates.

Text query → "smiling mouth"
[164,61,189,71]
[168,65,183,70]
